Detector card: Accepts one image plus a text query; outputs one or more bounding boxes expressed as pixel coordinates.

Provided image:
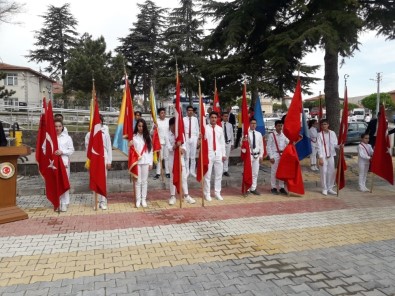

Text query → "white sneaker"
[169,196,177,205]
[314,166,319,171]
[322,190,328,196]
[328,189,337,195]
[190,172,197,178]
[60,203,67,212]
[184,195,196,204]
[136,199,141,208]
[205,195,212,201]
[215,194,223,201]
[360,187,370,192]
[100,201,108,210]
[141,199,147,208]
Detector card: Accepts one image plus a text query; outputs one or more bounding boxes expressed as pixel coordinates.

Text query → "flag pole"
[176,62,183,209]
[199,80,205,207]
[336,147,342,197]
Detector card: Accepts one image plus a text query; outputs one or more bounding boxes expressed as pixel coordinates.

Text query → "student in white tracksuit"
[318,119,339,196]
[266,120,289,195]
[358,133,373,192]
[221,112,234,176]
[130,119,153,208]
[152,108,170,179]
[167,117,196,205]
[247,118,264,195]
[204,111,226,201]
[54,119,74,212]
[308,119,319,171]
[85,116,112,210]
[183,105,199,177]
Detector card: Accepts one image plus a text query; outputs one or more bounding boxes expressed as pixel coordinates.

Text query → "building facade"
[0,63,55,110]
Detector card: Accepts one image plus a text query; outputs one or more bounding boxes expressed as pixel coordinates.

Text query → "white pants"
[169,153,189,196]
[310,144,318,166]
[97,167,108,203]
[204,152,223,197]
[358,159,369,190]
[250,157,260,191]
[223,143,232,173]
[320,156,335,191]
[60,165,70,205]
[136,164,149,201]
[185,136,198,175]
[270,157,284,189]
[156,144,169,175]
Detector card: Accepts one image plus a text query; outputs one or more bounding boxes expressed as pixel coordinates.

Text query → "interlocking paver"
[2,158,395,296]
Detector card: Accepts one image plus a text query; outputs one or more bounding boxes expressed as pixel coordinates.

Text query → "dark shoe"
[153,174,160,180]
[223,172,230,177]
[271,188,279,195]
[250,190,260,196]
[166,174,171,178]
[279,188,288,195]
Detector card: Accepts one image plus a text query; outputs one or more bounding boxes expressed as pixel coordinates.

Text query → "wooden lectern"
[0,146,31,224]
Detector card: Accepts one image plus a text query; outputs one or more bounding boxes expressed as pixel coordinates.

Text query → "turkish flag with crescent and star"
[87,95,107,196]
[39,100,70,210]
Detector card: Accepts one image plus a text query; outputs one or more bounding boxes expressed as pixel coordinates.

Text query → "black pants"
[235,127,242,148]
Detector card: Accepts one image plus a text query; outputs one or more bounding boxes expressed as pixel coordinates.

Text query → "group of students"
[49,108,380,212]
[308,118,373,194]
[129,105,266,207]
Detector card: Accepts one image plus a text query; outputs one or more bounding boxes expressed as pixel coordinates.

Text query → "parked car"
[346,122,367,144]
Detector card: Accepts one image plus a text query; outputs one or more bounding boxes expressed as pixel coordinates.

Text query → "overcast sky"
[0,0,394,99]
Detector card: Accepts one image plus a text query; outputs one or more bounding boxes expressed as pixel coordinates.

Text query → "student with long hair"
[129,119,153,208]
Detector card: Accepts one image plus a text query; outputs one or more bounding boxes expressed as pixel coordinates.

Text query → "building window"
[4,98,18,109]
[6,73,18,86]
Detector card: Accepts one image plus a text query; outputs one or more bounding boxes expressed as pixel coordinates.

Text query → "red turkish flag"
[42,101,70,210]
[197,85,209,182]
[371,104,394,185]
[277,79,304,195]
[173,70,185,193]
[336,86,349,190]
[213,86,222,126]
[36,97,47,177]
[122,76,139,177]
[241,83,252,194]
[87,94,107,196]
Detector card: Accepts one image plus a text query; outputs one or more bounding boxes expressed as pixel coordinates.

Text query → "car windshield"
[354,111,364,115]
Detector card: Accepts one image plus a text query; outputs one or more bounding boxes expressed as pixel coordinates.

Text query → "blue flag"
[296,110,312,160]
[254,96,266,135]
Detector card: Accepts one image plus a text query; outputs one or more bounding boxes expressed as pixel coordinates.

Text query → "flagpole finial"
[344,74,349,87]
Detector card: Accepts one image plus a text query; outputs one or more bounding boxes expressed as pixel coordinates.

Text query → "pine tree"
[161,0,205,103]
[26,3,78,108]
[65,33,113,108]
[117,0,166,111]
[0,0,25,24]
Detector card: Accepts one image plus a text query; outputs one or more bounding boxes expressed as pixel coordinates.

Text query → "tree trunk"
[324,44,340,135]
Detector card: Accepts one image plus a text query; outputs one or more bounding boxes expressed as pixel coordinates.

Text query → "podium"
[0,146,31,224]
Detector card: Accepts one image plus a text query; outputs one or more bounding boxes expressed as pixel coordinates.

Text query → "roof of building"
[0,63,56,83]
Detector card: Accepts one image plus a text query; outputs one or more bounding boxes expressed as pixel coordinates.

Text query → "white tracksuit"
[317,130,338,191]
[167,131,189,196]
[57,133,74,205]
[152,118,169,175]
[133,133,153,203]
[183,115,199,176]
[309,126,319,166]
[358,142,373,190]
[204,124,226,198]
[267,131,289,189]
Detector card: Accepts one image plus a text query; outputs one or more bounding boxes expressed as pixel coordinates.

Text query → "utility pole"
[372,73,382,117]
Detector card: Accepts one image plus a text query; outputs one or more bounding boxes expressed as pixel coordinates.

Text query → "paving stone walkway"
[1,156,395,295]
